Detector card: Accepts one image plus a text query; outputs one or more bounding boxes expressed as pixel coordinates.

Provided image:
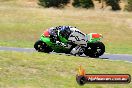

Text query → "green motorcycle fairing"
[40,34,69,53]
[40,32,103,53]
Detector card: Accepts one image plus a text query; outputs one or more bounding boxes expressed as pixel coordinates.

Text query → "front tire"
[84,42,105,58]
[34,40,52,53]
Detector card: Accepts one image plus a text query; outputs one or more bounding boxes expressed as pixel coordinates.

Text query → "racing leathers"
[48,26,88,55]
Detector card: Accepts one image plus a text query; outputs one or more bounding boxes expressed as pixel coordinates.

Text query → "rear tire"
[34,40,52,53]
[84,42,105,58]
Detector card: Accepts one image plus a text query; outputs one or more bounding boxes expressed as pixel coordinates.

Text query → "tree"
[105,0,121,10]
[125,0,132,11]
[38,0,70,8]
[72,0,94,9]
[72,0,81,7]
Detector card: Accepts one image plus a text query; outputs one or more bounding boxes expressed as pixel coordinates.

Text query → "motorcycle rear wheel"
[84,42,105,58]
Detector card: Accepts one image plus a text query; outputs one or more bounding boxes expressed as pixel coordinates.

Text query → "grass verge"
[0,51,132,88]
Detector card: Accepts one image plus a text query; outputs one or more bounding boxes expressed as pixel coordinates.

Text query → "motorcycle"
[34,30,105,58]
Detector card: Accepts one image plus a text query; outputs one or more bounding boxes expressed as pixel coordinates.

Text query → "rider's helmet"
[60,26,72,39]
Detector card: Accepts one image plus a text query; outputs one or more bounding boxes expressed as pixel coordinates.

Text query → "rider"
[47,26,88,55]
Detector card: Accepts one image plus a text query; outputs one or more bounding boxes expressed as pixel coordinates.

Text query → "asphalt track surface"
[0,46,132,63]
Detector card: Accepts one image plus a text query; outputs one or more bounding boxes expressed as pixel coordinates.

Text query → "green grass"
[0,51,132,88]
[0,0,132,54]
[0,1,132,88]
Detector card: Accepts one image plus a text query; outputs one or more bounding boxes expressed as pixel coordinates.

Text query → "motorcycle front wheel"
[34,40,52,53]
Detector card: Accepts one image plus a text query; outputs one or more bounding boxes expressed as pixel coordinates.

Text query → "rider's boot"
[70,46,85,56]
